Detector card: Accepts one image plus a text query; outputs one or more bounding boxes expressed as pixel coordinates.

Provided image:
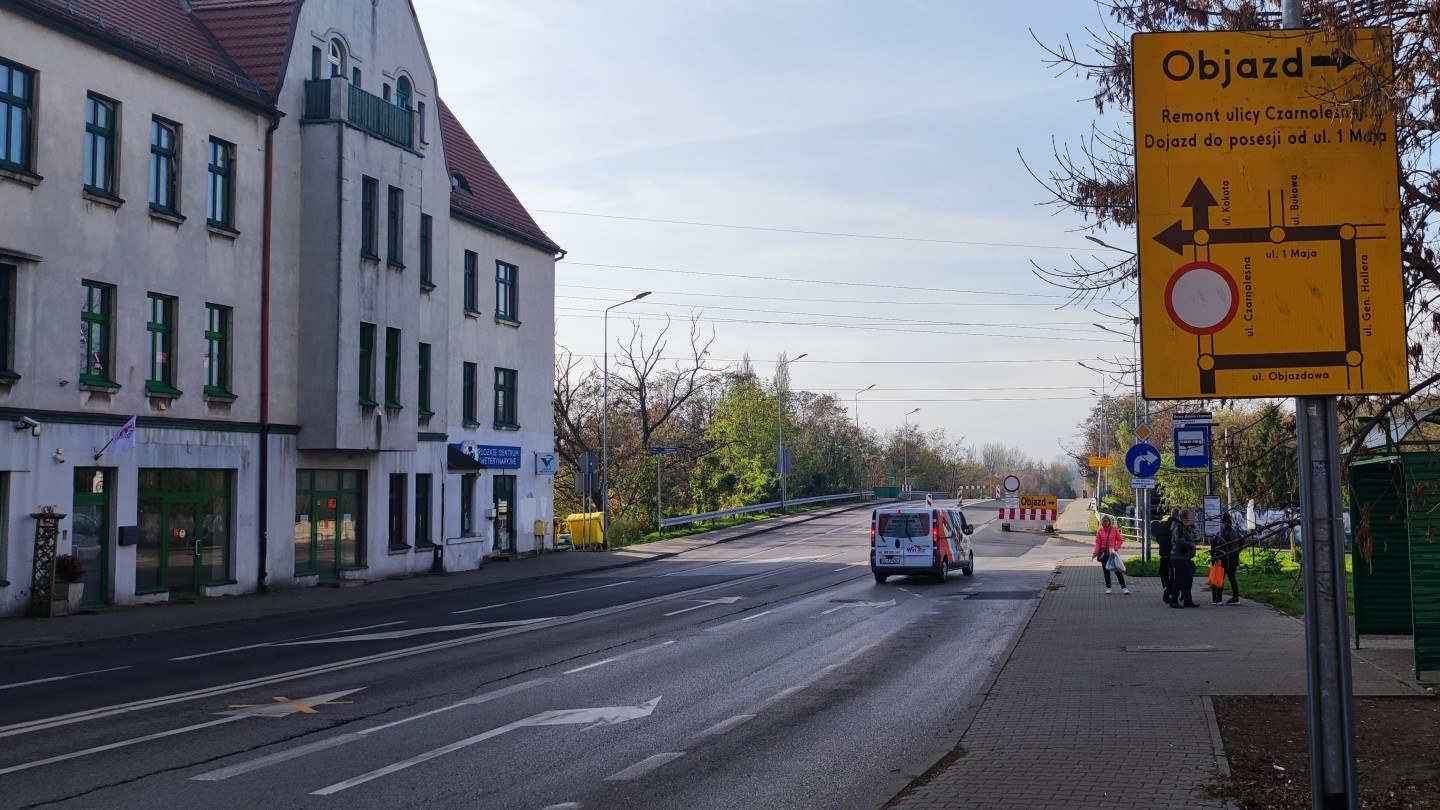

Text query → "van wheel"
[963,552,974,576]
[873,572,889,584]
[935,561,948,583]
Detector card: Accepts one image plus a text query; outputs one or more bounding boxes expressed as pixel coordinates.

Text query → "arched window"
[396,76,412,110]
[327,39,346,78]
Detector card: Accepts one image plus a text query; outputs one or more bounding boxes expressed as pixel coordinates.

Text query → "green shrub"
[55,553,84,583]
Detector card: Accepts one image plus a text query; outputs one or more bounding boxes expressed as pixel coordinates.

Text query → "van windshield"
[877,513,930,538]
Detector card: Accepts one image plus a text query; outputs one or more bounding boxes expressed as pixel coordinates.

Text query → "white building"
[0,0,562,616]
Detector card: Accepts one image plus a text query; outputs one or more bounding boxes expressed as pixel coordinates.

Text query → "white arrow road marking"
[170,622,408,661]
[0,666,131,691]
[606,752,685,781]
[192,679,550,781]
[311,698,661,795]
[818,599,896,616]
[563,640,674,675]
[0,689,364,777]
[661,596,742,617]
[275,618,552,645]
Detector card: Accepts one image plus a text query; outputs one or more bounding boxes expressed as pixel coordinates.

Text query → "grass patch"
[1119,550,1353,616]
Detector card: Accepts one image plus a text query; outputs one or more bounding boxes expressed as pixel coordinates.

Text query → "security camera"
[15,416,39,436]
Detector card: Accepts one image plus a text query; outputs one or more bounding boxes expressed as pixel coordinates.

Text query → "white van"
[870,506,974,583]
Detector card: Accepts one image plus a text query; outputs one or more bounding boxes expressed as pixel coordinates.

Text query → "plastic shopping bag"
[1207,564,1225,588]
[1113,554,1127,574]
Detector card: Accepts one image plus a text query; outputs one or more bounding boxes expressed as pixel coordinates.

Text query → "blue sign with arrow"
[1125,443,1162,478]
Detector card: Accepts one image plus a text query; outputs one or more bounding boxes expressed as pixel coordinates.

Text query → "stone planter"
[50,582,84,617]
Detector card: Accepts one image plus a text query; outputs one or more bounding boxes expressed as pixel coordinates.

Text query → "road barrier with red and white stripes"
[997,506,1058,522]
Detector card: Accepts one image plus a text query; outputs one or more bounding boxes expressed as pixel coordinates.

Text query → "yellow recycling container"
[565,512,604,548]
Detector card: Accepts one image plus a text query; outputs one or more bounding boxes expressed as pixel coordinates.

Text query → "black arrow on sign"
[1182,178,1218,232]
[1310,52,1357,72]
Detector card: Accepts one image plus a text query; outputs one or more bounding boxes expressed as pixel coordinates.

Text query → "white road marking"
[313,698,661,795]
[563,640,674,675]
[605,752,685,781]
[698,714,754,737]
[0,688,361,777]
[661,596,742,617]
[733,554,825,564]
[0,666,130,691]
[818,599,896,616]
[541,804,582,810]
[192,679,551,781]
[333,621,407,634]
[170,622,406,661]
[704,610,774,632]
[1,568,797,740]
[833,567,852,572]
[451,581,635,614]
[277,618,551,645]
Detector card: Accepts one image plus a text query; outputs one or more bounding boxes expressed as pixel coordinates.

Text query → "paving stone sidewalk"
[892,558,1422,810]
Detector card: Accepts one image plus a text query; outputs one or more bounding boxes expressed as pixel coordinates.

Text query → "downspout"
[258,115,278,592]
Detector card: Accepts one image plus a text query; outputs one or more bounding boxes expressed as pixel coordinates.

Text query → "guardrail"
[659,492,868,529]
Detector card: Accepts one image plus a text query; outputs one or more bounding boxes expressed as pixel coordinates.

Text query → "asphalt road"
[0,499,1077,809]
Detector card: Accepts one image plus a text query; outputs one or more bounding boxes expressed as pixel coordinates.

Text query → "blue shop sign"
[449,442,522,469]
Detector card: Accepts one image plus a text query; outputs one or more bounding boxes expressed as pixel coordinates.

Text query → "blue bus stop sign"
[1125,443,1162,478]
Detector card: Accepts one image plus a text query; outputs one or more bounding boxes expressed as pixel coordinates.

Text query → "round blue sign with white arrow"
[1125,443,1162,478]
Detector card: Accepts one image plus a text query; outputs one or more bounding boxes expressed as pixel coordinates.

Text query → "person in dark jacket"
[1212,512,1241,604]
[1170,509,1199,608]
[1153,508,1177,604]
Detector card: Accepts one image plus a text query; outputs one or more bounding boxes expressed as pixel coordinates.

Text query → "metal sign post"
[648,447,682,539]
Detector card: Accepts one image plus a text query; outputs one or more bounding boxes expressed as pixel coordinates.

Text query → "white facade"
[0,0,560,616]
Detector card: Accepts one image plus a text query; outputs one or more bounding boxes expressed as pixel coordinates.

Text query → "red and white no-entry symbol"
[1164,261,1239,335]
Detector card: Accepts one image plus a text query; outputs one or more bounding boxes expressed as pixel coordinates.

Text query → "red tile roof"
[439,99,562,255]
[8,0,271,106]
[190,0,298,96]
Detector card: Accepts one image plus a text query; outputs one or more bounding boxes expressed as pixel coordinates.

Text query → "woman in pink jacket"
[1092,514,1128,594]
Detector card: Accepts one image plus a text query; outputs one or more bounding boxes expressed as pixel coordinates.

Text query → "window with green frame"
[204,303,232,397]
[146,293,179,394]
[495,261,518,322]
[384,327,401,409]
[0,58,35,172]
[84,93,118,196]
[414,473,433,548]
[149,118,179,214]
[463,250,478,312]
[358,322,376,406]
[494,367,517,427]
[387,186,404,267]
[419,213,433,287]
[387,472,407,549]
[80,280,116,387]
[462,361,477,425]
[417,342,432,416]
[361,176,378,258]
[206,137,234,229]
[0,264,15,378]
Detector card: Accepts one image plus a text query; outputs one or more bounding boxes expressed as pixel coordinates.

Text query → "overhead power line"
[556,282,1066,307]
[562,354,1099,365]
[536,209,1085,251]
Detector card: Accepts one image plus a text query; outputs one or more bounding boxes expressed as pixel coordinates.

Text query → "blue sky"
[417,0,1138,460]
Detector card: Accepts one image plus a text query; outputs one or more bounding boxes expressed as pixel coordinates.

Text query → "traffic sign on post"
[1173,425,1211,469]
[1088,456,1113,469]
[1125,443,1162,478]
[1133,28,1407,399]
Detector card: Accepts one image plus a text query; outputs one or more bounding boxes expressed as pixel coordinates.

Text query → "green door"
[136,469,232,598]
[493,474,516,554]
[295,470,364,580]
[71,467,112,605]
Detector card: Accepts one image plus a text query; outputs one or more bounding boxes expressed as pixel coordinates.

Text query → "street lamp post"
[854,383,875,493]
[902,407,921,496]
[777,352,808,512]
[601,291,651,550]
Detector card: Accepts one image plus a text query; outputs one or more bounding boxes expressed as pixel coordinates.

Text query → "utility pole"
[1281,1,1359,806]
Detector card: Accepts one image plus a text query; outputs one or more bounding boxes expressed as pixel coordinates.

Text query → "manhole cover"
[964,591,1040,601]
[1124,644,1228,653]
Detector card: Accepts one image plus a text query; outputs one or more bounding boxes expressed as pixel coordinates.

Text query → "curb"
[884,557,1064,807]
[0,498,884,657]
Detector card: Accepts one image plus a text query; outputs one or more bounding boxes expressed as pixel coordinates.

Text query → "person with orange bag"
[1210,512,1241,604]
[1092,514,1128,594]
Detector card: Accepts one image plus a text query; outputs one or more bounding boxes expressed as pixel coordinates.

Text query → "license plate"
[877,554,901,566]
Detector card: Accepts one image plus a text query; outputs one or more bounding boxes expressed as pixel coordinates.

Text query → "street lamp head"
[862,383,876,393]
[794,353,808,361]
[908,407,921,416]
[634,291,652,301]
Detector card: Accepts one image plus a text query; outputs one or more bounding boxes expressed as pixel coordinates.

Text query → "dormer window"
[327,39,346,78]
[451,173,469,192]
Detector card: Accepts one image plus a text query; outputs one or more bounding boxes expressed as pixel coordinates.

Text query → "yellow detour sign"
[1089,456,1113,469]
[1132,29,1407,399]
[1018,495,1057,511]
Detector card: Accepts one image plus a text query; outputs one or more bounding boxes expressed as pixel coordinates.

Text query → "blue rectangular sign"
[1172,426,1210,469]
[475,444,522,468]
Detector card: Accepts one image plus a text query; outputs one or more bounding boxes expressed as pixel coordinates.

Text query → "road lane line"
[704,610,773,632]
[1,567,805,740]
[563,641,674,675]
[451,581,635,614]
[0,716,248,776]
[0,666,131,691]
[311,721,524,794]
[698,714,754,737]
[334,621,406,634]
[171,622,405,661]
[605,752,685,781]
[191,678,552,782]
